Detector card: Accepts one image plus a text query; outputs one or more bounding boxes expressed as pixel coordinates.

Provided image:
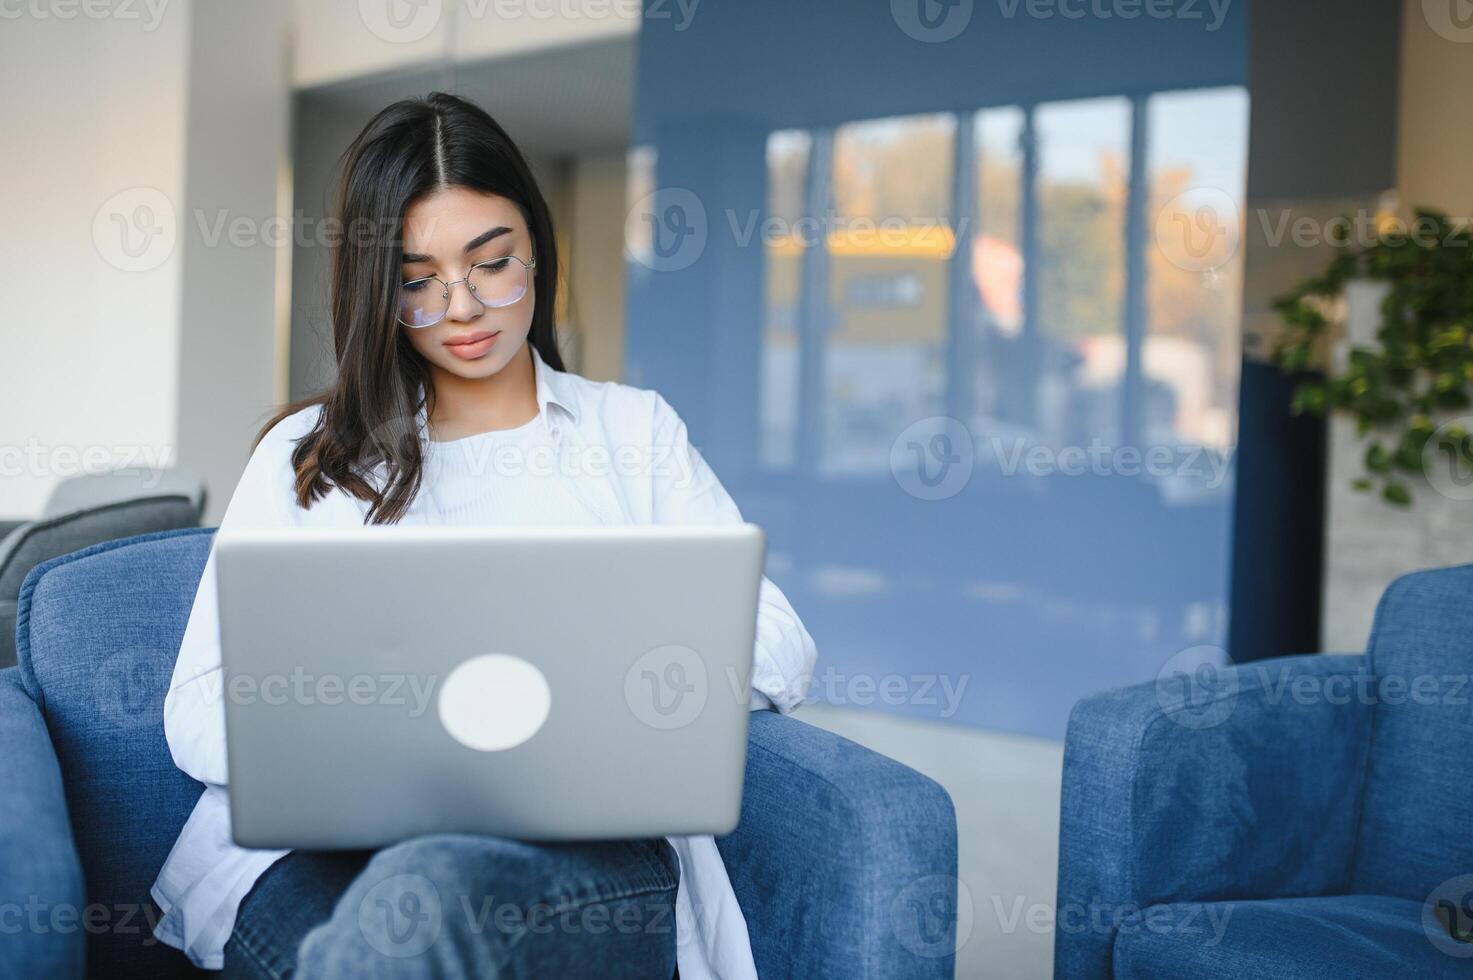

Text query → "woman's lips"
[444,330,499,360]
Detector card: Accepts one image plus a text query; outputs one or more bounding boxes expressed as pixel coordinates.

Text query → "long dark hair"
[258,91,565,524]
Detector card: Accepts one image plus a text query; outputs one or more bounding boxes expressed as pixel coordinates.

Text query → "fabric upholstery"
[718,708,959,978]
[1113,895,1469,980]
[0,668,86,978]
[1056,653,1372,978]
[1057,561,1473,978]
[17,528,216,977]
[1351,564,1473,901]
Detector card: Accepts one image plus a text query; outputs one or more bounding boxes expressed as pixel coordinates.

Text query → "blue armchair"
[1056,563,1473,978]
[1,528,958,978]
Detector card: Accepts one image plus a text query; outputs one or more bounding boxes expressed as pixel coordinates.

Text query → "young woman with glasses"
[150,91,817,980]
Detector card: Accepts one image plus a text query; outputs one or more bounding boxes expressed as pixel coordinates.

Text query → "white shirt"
[150,345,819,976]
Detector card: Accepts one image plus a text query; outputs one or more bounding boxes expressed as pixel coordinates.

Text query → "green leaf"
[1365,443,1391,474]
[1393,441,1424,474]
[1382,481,1413,506]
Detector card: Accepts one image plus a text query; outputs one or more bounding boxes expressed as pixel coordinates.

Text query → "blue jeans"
[220,833,680,979]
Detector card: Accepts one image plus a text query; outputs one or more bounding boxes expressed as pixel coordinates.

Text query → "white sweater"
[150,345,819,977]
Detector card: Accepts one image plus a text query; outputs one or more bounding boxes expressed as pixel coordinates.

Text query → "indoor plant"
[1272,208,1473,505]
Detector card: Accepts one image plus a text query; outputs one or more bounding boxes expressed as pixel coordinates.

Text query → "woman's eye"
[403,280,430,293]
[481,258,511,273]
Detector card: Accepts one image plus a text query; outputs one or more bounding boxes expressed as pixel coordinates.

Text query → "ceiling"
[299,34,636,157]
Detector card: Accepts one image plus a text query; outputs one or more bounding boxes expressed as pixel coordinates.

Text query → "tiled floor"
[795,704,1065,980]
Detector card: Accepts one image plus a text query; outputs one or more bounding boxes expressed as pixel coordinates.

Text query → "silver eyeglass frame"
[396,254,537,328]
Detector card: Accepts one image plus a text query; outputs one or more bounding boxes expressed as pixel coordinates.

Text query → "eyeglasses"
[397,254,536,328]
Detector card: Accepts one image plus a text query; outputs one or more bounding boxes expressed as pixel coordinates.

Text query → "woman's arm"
[647,392,818,713]
[163,416,308,786]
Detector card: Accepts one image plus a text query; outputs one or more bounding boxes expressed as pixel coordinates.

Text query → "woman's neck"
[426,342,539,441]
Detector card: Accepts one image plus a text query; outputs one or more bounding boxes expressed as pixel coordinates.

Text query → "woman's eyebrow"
[401,225,513,264]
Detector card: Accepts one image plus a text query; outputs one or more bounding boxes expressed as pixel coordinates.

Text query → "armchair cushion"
[1055,653,1373,979]
[717,709,958,979]
[17,528,215,977]
[1112,895,1467,980]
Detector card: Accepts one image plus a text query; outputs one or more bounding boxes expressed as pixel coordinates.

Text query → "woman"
[151,91,818,979]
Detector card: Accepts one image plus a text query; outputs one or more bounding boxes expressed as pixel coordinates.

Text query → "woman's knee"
[297,835,678,978]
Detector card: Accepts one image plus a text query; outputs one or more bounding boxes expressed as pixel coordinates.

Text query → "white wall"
[0,0,319,526]
[0,3,192,518]
[174,0,292,525]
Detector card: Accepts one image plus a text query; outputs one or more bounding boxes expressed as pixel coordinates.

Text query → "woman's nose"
[444,277,483,322]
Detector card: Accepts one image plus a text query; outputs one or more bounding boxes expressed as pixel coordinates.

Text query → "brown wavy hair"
[255,91,566,524]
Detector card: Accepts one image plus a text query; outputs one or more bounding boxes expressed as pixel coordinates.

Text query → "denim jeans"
[220,833,679,979]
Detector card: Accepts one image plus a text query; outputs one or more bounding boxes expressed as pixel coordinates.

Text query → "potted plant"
[1272,208,1473,505]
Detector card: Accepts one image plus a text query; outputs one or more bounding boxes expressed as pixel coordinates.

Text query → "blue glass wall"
[626,0,1250,738]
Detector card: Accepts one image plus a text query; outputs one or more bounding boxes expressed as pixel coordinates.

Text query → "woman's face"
[397,186,536,380]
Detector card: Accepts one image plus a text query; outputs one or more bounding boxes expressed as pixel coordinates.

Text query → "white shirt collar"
[413,341,578,442]
[529,341,579,424]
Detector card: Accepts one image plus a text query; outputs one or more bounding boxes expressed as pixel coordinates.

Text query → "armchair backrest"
[0,495,205,668]
[1352,562,1473,901]
[16,528,214,977]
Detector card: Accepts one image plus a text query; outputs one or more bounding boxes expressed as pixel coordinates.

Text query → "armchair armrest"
[716,709,958,980]
[1055,653,1373,979]
[0,667,85,979]
[0,600,16,670]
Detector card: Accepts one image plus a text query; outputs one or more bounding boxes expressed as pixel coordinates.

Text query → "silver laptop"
[213,523,765,849]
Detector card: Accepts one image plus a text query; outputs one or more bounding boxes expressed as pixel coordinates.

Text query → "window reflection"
[1145,87,1249,458]
[760,130,808,470]
[821,113,955,477]
[746,88,1248,733]
[760,89,1247,489]
[1034,97,1132,449]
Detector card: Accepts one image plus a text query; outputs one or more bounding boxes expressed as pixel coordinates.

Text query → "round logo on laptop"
[437,654,551,752]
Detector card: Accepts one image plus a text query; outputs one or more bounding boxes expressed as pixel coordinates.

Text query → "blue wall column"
[626,117,766,479]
